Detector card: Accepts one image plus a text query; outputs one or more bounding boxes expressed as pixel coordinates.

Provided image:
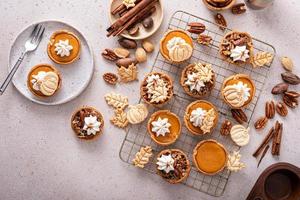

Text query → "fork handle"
[0,52,26,95]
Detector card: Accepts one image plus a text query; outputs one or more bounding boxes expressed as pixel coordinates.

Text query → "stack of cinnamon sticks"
[107,0,158,37]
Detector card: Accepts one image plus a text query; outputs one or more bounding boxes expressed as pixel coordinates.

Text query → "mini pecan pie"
[193,139,228,175]
[156,149,191,184]
[184,100,219,135]
[71,106,104,140]
[140,72,174,107]
[202,0,236,11]
[160,29,194,63]
[219,31,254,65]
[180,63,216,98]
[27,64,62,98]
[147,110,181,146]
[47,30,81,65]
[221,74,256,109]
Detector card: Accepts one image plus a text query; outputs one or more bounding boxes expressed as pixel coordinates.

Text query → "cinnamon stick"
[127,6,156,30]
[257,144,270,168]
[253,126,275,158]
[272,121,283,156]
[107,0,157,36]
[112,4,126,15]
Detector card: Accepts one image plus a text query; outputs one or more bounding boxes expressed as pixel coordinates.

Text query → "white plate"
[109,0,163,40]
[9,20,94,105]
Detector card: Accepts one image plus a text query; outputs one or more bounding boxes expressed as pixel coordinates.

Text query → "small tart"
[27,64,62,98]
[47,30,81,65]
[140,72,174,107]
[156,149,191,184]
[202,0,236,11]
[193,139,228,175]
[219,31,254,65]
[160,29,194,63]
[184,100,218,135]
[71,106,104,140]
[221,74,256,109]
[180,63,216,98]
[147,110,181,146]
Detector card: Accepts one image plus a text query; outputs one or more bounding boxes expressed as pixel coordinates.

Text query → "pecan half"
[254,116,268,130]
[103,72,118,85]
[276,101,288,117]
[214,13,227,31]
[102,48,119,61]
[231,3,247,15]
[220,120,232,136]
[281,72,300,85]
[284,91,300,98]
[271,83,289,95]
[231,109,247,124]
[283,94,298,108]
[197,34,212,45]
[187,22,206,34]
[265,101,275,119]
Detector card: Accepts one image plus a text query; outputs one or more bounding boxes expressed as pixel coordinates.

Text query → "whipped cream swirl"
[189,108,207,127]
[223,81,251,108]
[54,39,73,57]
[83,115,101,136]
[151,117,171,137]
[230,45,250,62]
[156,154,175,173]
[167,37,193,62]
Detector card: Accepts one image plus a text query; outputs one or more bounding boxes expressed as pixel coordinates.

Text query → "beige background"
[0,0,299,200]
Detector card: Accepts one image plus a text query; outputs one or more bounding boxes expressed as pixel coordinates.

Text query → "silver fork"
[0,24,45,95]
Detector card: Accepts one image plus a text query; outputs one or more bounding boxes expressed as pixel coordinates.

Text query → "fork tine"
[36,26,45,45]
[29,24,39,41]
[31,24,42,43]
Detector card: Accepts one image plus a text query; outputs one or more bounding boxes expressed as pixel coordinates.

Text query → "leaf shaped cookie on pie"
[118,63,138,82]
[105,92,129,109]
[132,146,153,168]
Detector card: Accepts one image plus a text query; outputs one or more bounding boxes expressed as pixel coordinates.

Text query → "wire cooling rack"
[119,11,276,197]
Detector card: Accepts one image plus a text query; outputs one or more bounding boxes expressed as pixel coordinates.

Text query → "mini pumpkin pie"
[219,31,254,65]
[47,30,81,65]
[71,106,104,140]
[147,110,181,146]
[221,74,256,109]
[156,149,191,184]
[193,139,228,175]
[180,62,216,98]
[140,72,174,106]
[202,0,236,11]
[27,64,61,97]
[160,29,193,63]
[184,100,218,135]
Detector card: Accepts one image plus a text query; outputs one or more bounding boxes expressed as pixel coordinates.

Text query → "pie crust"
[180,63,216,98]
[184,100,219,135]
[221,74,256,109]
[156,149,191,184]
[70,106,104,140]
[147,110,181,146]
[202,0,236,11]
[193,139,228,175]
[140,72,174,107]
[159,29,194,63]
[27,64,62,98]
[219,31,254,65]
[47,30,81,65]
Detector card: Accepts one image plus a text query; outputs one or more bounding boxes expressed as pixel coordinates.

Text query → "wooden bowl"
[109,0,164,40]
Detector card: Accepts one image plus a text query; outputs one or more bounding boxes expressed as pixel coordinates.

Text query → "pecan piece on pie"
[214,13,227,31]
[254,116,268,130]
[103,72,118,85]
[231,3,247,15]
[187,22,206,34]
[265,100,275,119]
[197,34,212,45]
[276,101,288,117]
[220,119,232,136]
[231,109,248,124]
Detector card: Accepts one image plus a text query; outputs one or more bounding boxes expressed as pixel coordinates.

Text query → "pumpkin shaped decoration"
[230,124,250,146]
[126,104,149,124]
[168,38,193,63]
[40,72,60,96]
[223,81,251,108]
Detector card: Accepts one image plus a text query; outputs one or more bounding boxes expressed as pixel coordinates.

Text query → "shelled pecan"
[197,34,212,45]
[102,48,119,61]
[214,13,227,31]
[231,3,247,15]
[265,101,275,119]
[276,102,288,117]
[103,73,118,85]
[231,109,247,124]
[220,120,232,136]
[281,72,300,85]
[283,94,298,108]
[187,22,206,34]
[254,116,268,130]
[284,91,300,98]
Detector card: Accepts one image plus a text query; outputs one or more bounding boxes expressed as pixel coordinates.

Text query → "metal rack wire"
[119,11,276,197]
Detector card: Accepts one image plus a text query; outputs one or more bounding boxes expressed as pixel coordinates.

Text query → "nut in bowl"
[27,64,62,98]
[147,110,181,146]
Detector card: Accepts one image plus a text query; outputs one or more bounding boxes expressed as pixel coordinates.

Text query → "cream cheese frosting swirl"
[230,45,250,62]
[54,39,73,57]
[189,108,206,127]
[156,154,175,173]
[223,81,250,108]
[167,37,193,62]
[83,115,101,136]
[151,117,171,137]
